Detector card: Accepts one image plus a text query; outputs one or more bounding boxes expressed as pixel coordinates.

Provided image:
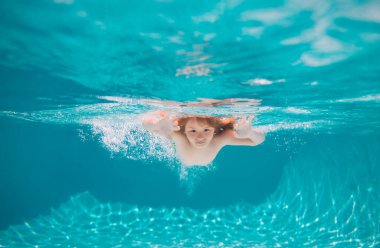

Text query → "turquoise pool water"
[0,0,379,246]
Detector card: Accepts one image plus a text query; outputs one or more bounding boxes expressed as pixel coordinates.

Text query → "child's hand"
[233,115,255,138]
[142,111,179,136]
[158,114,180,136]
[142,115,159,131]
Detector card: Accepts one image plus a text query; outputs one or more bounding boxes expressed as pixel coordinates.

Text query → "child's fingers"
[233,114,245,122]
[238,118,246,125]
[159,111,167,117]
[143,116,156,123]
[171,119,178,126]
[240,115,254,123]
[169,115,178,121]
[242,116,248,122]
[171,119,180,131]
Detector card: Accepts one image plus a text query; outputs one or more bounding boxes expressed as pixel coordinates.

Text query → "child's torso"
[175,138,224,166]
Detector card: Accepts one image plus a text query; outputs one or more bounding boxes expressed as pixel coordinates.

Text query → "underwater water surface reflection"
[0,0,380,246]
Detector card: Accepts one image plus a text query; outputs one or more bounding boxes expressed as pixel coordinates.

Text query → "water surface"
[0,0,379,246]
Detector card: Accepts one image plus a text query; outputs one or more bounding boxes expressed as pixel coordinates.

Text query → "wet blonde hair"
[176,116,235,135]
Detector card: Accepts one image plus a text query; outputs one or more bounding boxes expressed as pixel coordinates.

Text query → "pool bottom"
[0,136,378,247]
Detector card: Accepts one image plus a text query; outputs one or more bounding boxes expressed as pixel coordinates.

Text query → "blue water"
[0,0,380,246]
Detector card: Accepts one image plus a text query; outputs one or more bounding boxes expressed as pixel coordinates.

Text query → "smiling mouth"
[195,141,206,145]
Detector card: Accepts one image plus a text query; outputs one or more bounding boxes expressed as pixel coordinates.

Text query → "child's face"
[184,118,215,148]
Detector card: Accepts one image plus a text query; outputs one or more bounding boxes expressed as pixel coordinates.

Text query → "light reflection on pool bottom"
[0,138,379,247]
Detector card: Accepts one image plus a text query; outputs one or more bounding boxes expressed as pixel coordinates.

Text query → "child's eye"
[204,129,210,132]
[190,130,196,133]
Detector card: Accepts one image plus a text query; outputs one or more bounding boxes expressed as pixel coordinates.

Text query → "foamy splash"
[82,115,177,162]
[0,96,332,161]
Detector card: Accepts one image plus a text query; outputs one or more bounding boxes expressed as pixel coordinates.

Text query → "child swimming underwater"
[142,111,265,166]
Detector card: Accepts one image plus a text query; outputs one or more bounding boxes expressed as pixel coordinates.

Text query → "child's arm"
[220,116,265,146]
[142,112,180,139]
